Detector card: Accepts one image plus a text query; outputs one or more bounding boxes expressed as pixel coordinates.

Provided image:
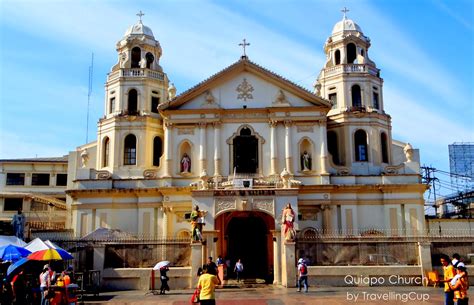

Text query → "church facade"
[66,13,426,283]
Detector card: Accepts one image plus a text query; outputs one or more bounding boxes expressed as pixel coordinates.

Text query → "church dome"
[124,21,155,38]
[332,17,362,34]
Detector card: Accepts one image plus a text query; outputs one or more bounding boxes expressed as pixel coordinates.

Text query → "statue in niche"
[281,203,296,242]
[180,153,191,173]
[190,205,207,242]
[301,151,312,171]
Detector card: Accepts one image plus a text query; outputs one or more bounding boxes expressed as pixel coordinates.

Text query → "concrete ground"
[81,285,451,305]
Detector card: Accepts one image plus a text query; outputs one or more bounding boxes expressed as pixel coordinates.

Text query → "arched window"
[103,137,110,167]
[327,131,340,165]
[347,43,357,64]
[361,49,365,57]
[335,49,341,65]
[131,47,141,68]
[128,89,138,115]
[354,130,368,162]
[153,136,163,166]
[124,134,137,165]
[351,85,362,107]
[381,132,389,163]
[146,52,154,69]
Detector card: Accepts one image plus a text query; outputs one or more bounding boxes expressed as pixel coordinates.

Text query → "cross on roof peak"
[239,38,250,59]
[341,7,349,19]
[137,10,145,23]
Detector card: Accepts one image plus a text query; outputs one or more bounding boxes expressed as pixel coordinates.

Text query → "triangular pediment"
[160,58,331,111]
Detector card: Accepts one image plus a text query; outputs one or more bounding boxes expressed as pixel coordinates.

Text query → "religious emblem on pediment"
[204,90,215,104]
[236,78,254,101]
[272,89,291,107]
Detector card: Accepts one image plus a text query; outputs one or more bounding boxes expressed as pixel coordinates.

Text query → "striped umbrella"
[28,248,74,261]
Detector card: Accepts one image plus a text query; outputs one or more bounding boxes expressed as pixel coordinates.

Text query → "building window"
[373,92,379,109]
[381,132,389,163]
[354,130,368,162]
[32,173,50,186]
[131,47,141,68]
[124,134,137,165]
[328,93,337,109]
[347,43,357,64]
[128,89,138,115]
[103,137,110,167]
[351,85,362,107]
[146,52,154,69]
[151,96,159,113]
[109,97,115,114]
[6,173,25,185]
[4,198,23,211]
[153,136,163,166]
[56,174,67,186]
[335,50,341,65]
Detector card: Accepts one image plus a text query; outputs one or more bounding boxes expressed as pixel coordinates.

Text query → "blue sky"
[0,0,473,194]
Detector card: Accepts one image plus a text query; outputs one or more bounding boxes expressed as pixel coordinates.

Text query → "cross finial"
[239,38,250,59]
[137,10,145,23]
[341,7,349,19]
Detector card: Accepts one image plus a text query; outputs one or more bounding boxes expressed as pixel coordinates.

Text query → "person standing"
[203,257,218,276]
[197,266,219,305]
[448,264,469,305]
[11,208,25,240]
[39,265,51,305]
[159,266,170,295]
[297,258,308,293]
[438,255,456,305]
[216,255,225,285]
[234,259,244,283]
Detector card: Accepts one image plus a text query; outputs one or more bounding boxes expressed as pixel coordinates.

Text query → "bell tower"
[316,9,392,174]
[96,12,169,176]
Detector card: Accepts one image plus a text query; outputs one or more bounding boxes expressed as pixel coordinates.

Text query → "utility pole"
[421,166,440,217]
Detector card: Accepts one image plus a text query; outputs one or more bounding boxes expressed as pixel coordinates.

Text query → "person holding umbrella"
[159,266,170,295]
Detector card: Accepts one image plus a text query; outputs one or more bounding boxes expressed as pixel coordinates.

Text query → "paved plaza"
[82,285,448,305]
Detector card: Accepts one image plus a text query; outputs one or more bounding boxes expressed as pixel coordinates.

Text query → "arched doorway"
[215,211,274,282]
[233,127,258,173]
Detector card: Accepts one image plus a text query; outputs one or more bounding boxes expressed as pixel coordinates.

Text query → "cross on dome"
[341,7,349,19]
[136,10,145,23]
[239,39,250,59]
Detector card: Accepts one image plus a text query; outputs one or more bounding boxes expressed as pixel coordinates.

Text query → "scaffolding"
[449,142,474,190]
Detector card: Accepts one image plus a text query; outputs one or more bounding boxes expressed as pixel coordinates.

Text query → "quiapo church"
[60,11,427,288]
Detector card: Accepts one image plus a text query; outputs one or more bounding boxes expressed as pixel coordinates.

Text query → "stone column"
[199,122,207,174]
[418,242,432,285]
[322,205,332,234]
[319,122,329,175]
[284,120,293,173]
[271,230,281,285]
[213,122,222,177]
[281,241,296,287]
[163,121,173,177]
[269,120,278,176]
[191,243,204,287]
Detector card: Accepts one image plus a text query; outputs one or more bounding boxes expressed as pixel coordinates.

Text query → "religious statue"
[181,153,191,173]
[11,208,25,240]
[168,83,176,100]
[404,143,414,162]
[80,149,89,168]
[119,52,129,68]
[314,81,322,97]
[139,57,147,69]
[190,205,207,242]
[280,168,291,189]
[281,203,296,242]
[301,151,311,171]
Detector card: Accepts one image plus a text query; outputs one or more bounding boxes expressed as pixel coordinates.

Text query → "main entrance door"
[215,211,274,282]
